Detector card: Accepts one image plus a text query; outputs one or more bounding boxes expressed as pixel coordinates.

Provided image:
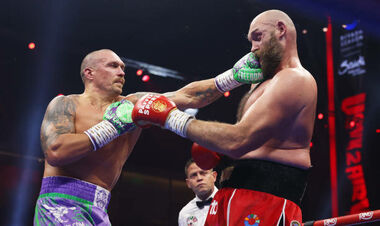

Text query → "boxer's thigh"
[228,189,287,226]
[204,188,235,226]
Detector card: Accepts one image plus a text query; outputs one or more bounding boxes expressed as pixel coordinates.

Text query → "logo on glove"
[152,100,167,113]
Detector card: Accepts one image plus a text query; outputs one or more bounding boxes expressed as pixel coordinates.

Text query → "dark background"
[0,0,379,225]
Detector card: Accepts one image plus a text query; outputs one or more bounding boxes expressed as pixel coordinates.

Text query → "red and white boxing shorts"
[205,159,309,226]
[205,188,302,226]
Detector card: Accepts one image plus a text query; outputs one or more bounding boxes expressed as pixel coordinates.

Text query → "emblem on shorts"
[94,187,108,209]
[152,100,167,112]
[209,200,218,215]
[244,214,260,226]
[186,216,198,226]
[42,204,76,223]
[290,220,301,226]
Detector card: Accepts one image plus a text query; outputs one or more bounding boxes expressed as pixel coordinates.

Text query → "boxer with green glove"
[214,52,263,93]
[85,99,136,151]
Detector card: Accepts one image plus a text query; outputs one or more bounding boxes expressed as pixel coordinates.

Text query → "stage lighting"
[322,27,328,32]
[310,142,313,148]
[136,69,143,76]
[224,91,230,97]
[28,42,36,50]
[349,121,356,128]
[302,29,307,34]
[142,75,150,82]
[376,129,380,133]
[318,113,324,120]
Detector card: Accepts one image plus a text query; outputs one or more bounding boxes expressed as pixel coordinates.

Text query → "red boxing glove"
[132,94,194,137]
[132,94,176,127]
[191,143,221,170]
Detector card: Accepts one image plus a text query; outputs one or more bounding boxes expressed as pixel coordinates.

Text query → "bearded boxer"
[132,10,317,226]
[34,48,261,225]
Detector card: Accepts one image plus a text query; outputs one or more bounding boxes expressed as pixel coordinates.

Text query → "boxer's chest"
[74,104,105,133]
[241,81,270,115]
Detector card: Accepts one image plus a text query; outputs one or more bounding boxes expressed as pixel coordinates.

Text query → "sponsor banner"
[333,21,370,215]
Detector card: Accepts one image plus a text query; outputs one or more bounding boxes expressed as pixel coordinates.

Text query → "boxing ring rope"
[303,210,380,225]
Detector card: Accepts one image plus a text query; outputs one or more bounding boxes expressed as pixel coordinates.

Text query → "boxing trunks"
[34,176,111,226]
[205,159,309,226]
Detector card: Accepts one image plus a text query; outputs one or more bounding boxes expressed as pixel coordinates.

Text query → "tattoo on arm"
[194,87,221,104]
[40,96,76,156]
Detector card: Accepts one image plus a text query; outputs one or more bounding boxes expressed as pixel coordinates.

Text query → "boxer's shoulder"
[267,68,313,94]
[46,94,77,113]
[274,67,314,84]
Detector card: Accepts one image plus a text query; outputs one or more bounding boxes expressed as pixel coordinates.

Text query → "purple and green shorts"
[34,176,111,226]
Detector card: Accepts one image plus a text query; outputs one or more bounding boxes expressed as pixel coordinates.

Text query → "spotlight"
[136,69,143,76]
[142,75,150,82]
[224,91,230,97]
[302,29,307,34]
[376,129,380,133]
[57,93,63,96]
[318,113,324,120]
[342,24,347,29]
[310,142,313,148]
[28,42,36,50]
[322,27,328,32]
[349,121,356,128]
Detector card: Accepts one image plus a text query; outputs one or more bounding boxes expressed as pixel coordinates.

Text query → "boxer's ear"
[276,20,286,40]
[83,67,95,80]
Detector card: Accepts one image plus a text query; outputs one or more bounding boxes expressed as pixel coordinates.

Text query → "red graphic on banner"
[341,93,369,214]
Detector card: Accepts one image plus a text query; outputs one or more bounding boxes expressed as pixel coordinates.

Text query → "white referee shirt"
[178,186,218,226]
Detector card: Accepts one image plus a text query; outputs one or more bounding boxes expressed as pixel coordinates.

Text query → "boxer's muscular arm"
[40,95,92,167]
[186,71,312,158]
[164,78,223,110]
[127,78,223,110]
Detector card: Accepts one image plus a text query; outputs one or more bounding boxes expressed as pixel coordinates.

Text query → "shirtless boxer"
[132,10,317,225]
[34,48,260,225]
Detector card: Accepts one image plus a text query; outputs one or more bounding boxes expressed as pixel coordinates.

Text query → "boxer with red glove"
[191,143,222,170]
[131,94,194,137]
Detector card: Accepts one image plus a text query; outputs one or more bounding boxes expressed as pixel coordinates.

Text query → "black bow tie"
[196,198,213,209]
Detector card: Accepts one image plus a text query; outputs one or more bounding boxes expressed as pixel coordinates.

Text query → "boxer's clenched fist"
[132,94,194,137]
[232,52,263,84]
[191,143,222,170]
[85,99,136,151]
[214,52,263,93]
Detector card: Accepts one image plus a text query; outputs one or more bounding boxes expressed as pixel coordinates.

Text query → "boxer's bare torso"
[237,67,317,169]
[42,94,141,191]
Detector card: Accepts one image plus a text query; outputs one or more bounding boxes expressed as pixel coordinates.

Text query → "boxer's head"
[80,49,125,95]
[185,159,217,200]
[247,10,297,78]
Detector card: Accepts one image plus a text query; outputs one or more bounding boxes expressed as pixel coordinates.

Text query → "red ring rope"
[303,209,380,225]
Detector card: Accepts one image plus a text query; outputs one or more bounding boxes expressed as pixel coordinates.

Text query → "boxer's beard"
[257,33,283,79]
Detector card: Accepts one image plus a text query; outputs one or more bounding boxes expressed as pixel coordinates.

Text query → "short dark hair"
[184,158,195,177]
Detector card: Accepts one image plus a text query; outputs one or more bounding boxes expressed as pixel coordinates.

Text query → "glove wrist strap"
[214,69,242,93]
[84,120,119,151]
[165,109,194,138]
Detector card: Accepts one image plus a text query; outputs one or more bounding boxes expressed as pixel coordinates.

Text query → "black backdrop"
[0,0,379,225]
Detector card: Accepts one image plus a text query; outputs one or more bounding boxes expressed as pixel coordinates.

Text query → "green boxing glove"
[215,52,263,93]
[84,99,136,151]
